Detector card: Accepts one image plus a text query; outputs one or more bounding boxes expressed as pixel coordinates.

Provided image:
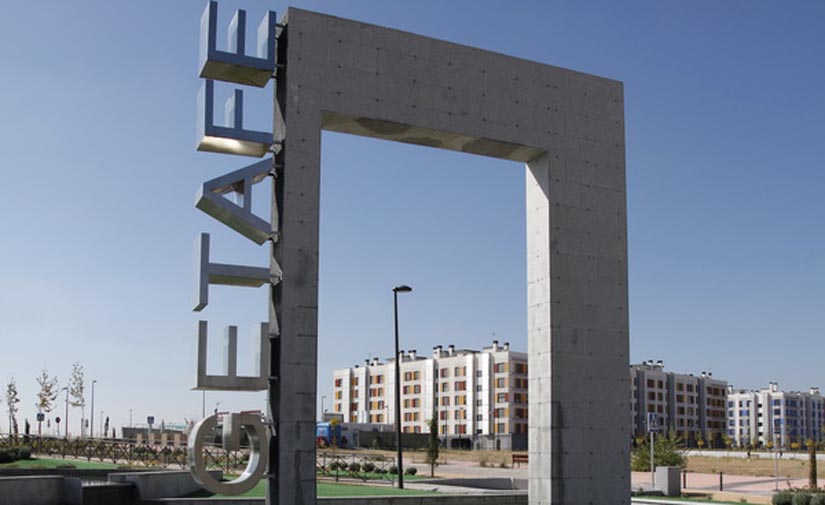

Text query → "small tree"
[425,417,439,477]
[68,363,86,436]
[809,439,817,490]
[35,370,59,435]
[5,378,21,437]
[631,431,687,471]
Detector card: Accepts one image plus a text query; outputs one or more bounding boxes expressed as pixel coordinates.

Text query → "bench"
[512,453,528,468]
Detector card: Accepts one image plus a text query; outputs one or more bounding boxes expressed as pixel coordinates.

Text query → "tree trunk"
[809,441,818,490]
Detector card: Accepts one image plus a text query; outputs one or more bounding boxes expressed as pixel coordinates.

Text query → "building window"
[496,378,506,388]
[494,363,506,373]
[334,378,342,387]
[455,381,467,391]
[476,370,482,377]
[442,397,450,406]
[497,393,507,403]
[476,385,482,392]
[440,368,449,378]
[441,383,449,392]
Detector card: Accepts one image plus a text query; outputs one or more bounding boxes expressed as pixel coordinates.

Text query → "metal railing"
[0,434,247,471]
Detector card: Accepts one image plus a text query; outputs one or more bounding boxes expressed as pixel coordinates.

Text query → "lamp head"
[393,285,412,293]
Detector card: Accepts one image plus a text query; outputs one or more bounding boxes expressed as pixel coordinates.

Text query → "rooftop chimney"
[448,344,455,356]
[503,342,510,351]
[770,382,779,393]
[409,349,417,360]
[811,387,820,396]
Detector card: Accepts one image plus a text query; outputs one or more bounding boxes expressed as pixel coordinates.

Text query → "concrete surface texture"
[108,469,222,500]
[0,475,81,505]
[275,7,627,505]
[654,466,681,496]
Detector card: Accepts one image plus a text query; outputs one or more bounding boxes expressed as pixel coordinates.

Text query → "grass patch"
[0,457,121,470]
[687,456,825,480]
[189,480,437,498]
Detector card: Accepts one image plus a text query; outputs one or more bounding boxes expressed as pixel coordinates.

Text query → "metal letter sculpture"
[188,412,269,495]
[196,322,268,391]
[188,1,281,497]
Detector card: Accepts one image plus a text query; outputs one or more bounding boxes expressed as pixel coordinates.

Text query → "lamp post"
[100,411,104,438]
[392,284,412,489]
[62,387,69,438]
[90,379,97,438]
[321,395,327,421]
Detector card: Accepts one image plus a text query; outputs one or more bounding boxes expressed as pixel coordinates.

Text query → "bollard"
[683,469,687,488]
[719,471,723,491]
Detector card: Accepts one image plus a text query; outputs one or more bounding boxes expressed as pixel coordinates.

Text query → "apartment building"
[331,340,528,450]
[630,360,727,446]
[727,383,825,448]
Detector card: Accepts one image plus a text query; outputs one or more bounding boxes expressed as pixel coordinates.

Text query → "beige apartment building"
[332,340,528,450]
[630,360,727,446]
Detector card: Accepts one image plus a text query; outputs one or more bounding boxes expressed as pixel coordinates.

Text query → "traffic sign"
[147,416,155,426]
[36,413,45,422]
[647,413,661,432]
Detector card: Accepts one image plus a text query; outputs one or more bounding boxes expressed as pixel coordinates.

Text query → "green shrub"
[808,494,825,505]
[0,446,32,463]
[375,468,387,474]
[631,433,686,471]
[773,491,794,505]
[793,493,813,505]
[388,465,398,474]
[348,462,361,472]
[362,462,375,472]
[404,467,417,475]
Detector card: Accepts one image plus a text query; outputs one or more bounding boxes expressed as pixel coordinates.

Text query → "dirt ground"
[687,456,825,480]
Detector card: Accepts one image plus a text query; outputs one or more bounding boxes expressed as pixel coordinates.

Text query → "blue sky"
[0,0,823,434]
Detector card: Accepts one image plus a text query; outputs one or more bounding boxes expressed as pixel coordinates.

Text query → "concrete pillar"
[527,150,629,505]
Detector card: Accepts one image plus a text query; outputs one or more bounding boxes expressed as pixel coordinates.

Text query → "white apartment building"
[630,361,727,446]
[727,382,825,448]
[332,340,528,450]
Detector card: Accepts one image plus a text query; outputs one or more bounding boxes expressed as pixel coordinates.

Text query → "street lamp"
[61,386,69,438]
[392,284,412,489]
[90,379,97,438]
[321,395,327,421]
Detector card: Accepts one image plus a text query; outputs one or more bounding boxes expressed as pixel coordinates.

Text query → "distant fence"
[0,434,247,470]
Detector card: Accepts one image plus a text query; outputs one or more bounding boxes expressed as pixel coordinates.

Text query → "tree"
[5,378,21,437]
[631,431,687,472]
[35,370,59,436]
[68,363,86,436]
[425,417,439,477]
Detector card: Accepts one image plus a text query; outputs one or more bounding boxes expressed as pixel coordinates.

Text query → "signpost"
[647,413,661,488]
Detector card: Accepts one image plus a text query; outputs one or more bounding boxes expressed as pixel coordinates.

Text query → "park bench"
[512,453,528,468]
